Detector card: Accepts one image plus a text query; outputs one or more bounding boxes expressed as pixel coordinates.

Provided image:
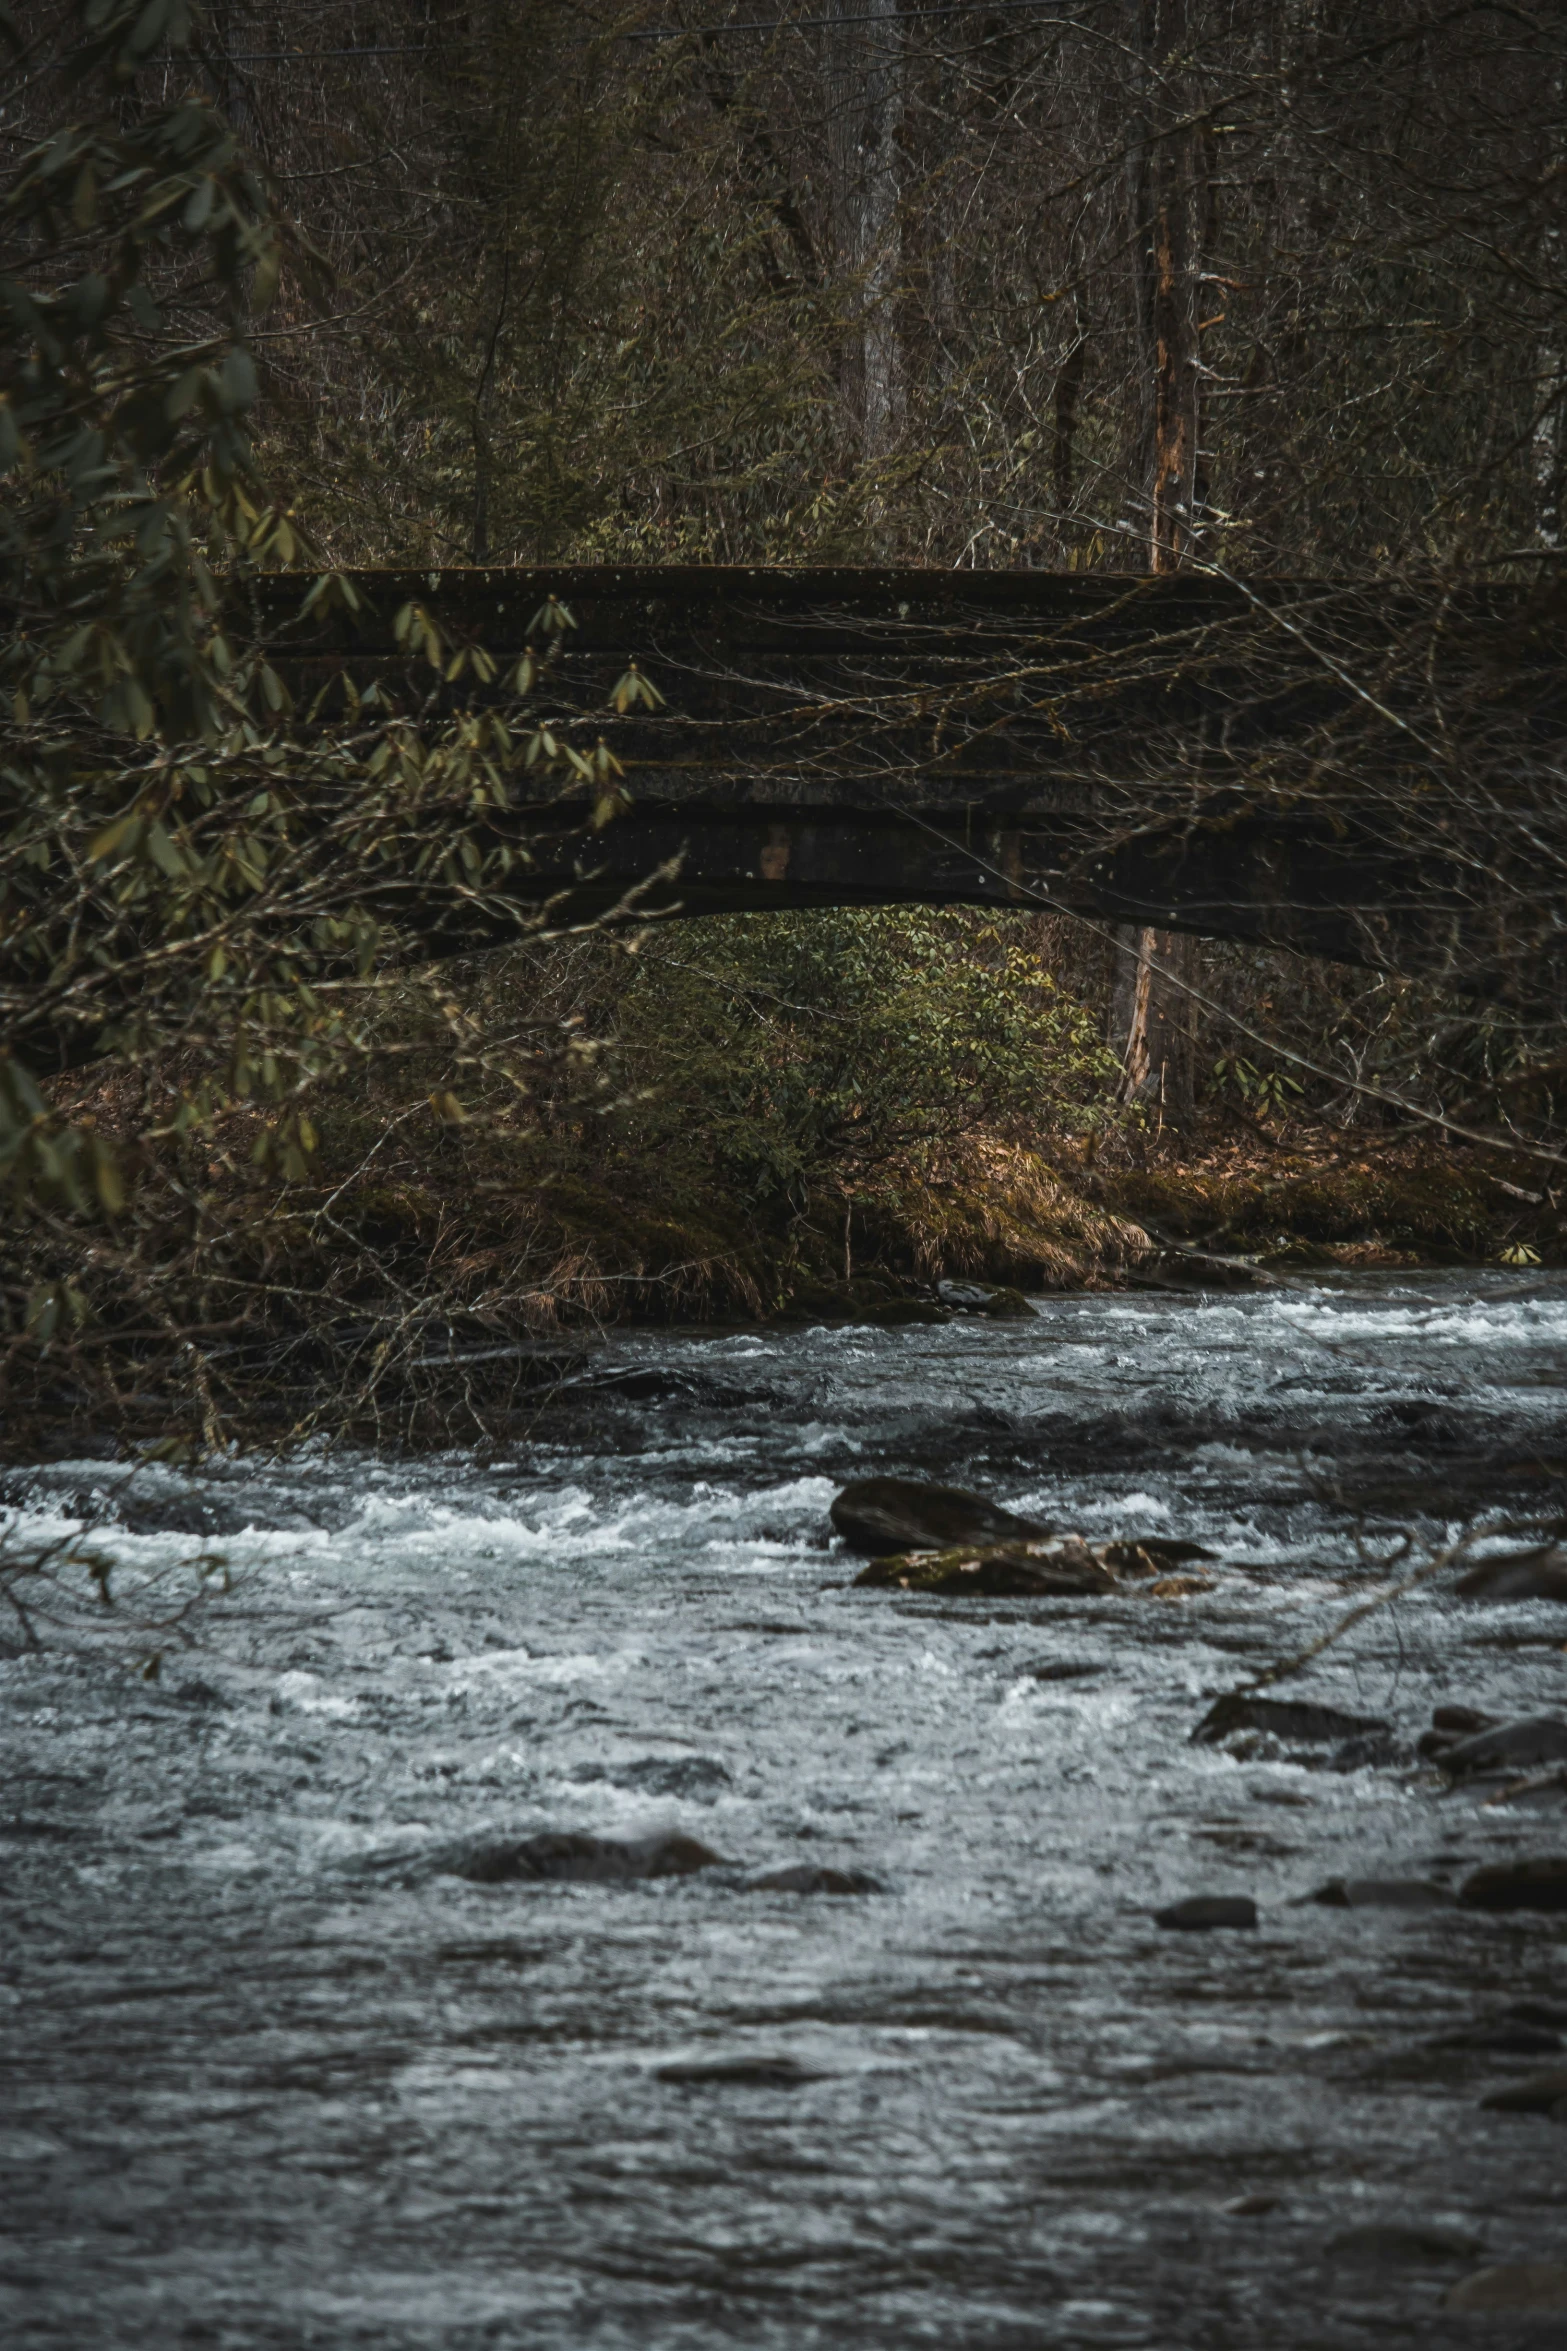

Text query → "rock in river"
[1308,1877,1450,1911]
[748,1864,882,1895]
[1154,1895,1258,1931]
[1326,2221,1482,2265]
[1191,1692,1390,1748]
[448,1831,724,1885]
[936,1279,1036,1320]
[1457,1854,1567,1912]
[1430,1716,1567,1779]
[855,1538,1124,1597]
[1445,2264,1567,2313]
[1454,1544,1567,1603]
[830,1477,1047,1555]
[656,2054,820,2087]
[1479,2067,1567,2115]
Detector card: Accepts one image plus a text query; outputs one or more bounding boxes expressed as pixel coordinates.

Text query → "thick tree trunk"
[828,0,904,465]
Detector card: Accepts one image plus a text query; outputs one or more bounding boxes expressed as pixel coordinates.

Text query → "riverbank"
[5,1098,1559,1465]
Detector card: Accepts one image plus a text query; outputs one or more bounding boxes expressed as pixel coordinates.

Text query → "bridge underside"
[508,800,1460,973]
[266,565,1566,988]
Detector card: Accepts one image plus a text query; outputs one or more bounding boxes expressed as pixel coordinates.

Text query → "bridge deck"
[261,567,1560,977]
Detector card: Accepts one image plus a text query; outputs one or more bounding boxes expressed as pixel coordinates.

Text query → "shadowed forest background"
[2,0,1566,1454]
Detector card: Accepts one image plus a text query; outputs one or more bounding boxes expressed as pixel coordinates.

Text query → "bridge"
[269,565,1567,982]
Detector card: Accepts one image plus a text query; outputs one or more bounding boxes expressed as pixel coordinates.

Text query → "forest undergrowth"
[7,906,1560,1467]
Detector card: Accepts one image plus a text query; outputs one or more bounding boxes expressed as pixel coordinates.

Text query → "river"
[3,1272,1566,2347]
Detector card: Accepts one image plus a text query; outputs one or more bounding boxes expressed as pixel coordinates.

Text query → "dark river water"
[3,1273,1566,2348]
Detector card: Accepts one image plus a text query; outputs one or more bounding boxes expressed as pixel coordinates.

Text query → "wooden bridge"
[269,565,1567,981]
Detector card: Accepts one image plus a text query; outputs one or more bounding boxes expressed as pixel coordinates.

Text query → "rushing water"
[3,1272,1567,2348]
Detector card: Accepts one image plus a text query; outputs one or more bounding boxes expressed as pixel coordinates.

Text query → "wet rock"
[1192,1692,1390,1748]
[655,2053,819,2087]
[1457,1855,1567,1912]
[861,1298,951,1328]
[448,1831,724,1885]
[1431,2022,1563,2055]
[1139,1248,1266,1291]
[1510,1998,1567,2028]
[1100,1537,1217,1572]
[1419,1704,1500,1760]
[1308,1877,1450,1910]
[830,1477,1047,1556]
[1154,1895,1258,1931]
[1432,1717,1567,1779]
[1478,2066,1567,2114]
[854,1538,1123,1598]
[748,1864,881,1895]
[1445,2263,1567,2313]
[570,1756,731,1802]
[1455,1544,1567,1603]
[936,1279,1036,1320]
[1327,2222,1483,2265]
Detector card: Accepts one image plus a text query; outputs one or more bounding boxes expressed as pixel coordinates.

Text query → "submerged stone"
[1327,2222,1483,2264]
[747,1865,882,1895]
[1154,1895,1258,1931]
[1478,2066,1567,2114]
[448,1831,724,1885]
[830,1477,1047,1555]
[1432,1717,1567,1778]
[1445,2264,1567,2313]
[656,2054,819,2087]
[1192,1692,1390,1748]
[1431,2022,1563,2054]
[1309,1877,1450,1910]
[1455,1545,1567,1603]
[1456,1855,1567,1912]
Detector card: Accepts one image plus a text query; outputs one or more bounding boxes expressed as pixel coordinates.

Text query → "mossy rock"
[854,1538,1123,1598]
[859,1297,952,1327]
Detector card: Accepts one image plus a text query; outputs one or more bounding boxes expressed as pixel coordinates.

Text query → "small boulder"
[748,1865,881,1895]
[1431,2022,1563,2055]
[1432,1717,1567,1779]
[1309,1878,1449,1911]
[830,1477,1047,1556]
[1479,2066,1567,2115]
[861,1297,951,1328]
[1456,1855,1567,1912]
[1327,2222,1482,2265]
[1192,1693,1390,1748]
[1445,2263,1567,2313]
[449,1831,724,1885]
[936,1279,1036,1320]
[855,1538,1122,1598]
[1154,1894,1258,1931]
[1419,1704,1500,1760]
[656,2054,819,2087]
[1100,1537,1217,1573]
[1455,1545,1567,1603]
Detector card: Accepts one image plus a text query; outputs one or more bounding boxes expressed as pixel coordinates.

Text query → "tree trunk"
[1117,3,1207,1123]
[1112,925,1199,1130]
[828,0,904,466]
[1129,0,1207,571]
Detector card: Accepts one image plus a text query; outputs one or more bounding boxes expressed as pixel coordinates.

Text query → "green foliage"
[0,4,626,1246]
[604,909,1118,1211]
[1212,1054,1303,1122]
